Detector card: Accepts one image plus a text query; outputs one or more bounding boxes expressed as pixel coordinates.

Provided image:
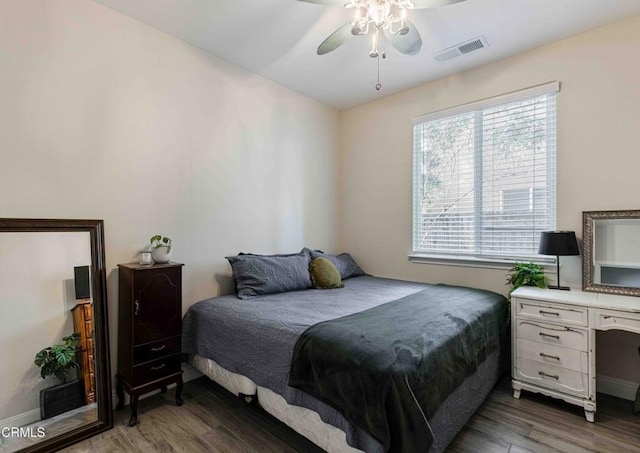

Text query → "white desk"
[511,286,640,422]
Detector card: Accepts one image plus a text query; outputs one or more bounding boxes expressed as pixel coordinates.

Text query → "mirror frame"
[0,218,112,452]
[582,209,640,297]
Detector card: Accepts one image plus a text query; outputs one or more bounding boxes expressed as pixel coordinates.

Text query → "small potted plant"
[506,262,548,296]
[34,333,85,419]
[150,235,172,263]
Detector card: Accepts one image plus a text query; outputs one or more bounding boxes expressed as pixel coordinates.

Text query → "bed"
[182,268,509,453]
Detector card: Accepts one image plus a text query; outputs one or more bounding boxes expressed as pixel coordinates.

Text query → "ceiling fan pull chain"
[376,53,382,91]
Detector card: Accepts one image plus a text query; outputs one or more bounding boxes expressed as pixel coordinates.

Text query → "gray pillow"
[226,249,312,299]
[306,249,365,280]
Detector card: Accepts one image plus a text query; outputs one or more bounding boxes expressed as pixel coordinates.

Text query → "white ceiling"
[92,0,640,110]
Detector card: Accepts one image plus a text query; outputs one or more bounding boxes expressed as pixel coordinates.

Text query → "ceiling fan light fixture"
[369,29,380,57]
[370,2,390,25]
[343,1,418,39]
[351,7,367,34]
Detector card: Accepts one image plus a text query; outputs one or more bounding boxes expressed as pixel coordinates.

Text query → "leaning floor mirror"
[0,219,112,452]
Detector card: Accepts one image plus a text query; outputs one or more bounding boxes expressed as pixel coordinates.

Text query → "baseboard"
[111,363,203,407]
[597,375,638,401]
[0,408,41,429]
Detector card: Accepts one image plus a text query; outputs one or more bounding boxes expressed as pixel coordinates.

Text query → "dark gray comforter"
[289,285,508,453]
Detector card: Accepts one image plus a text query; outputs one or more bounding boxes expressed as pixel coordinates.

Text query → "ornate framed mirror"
[583,210,640,296]
[0,219,112,452]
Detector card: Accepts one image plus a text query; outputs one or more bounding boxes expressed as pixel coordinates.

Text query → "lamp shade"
[538,231,580,256]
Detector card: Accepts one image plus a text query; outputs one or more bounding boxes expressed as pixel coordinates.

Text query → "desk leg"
[585,409,595,422]
[512,380,522,399]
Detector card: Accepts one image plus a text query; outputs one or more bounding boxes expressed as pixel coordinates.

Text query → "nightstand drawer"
[516,358,588,397]
[133,336,181,364]
[517,339,588,373]
[516,320,588,351]
[516,300,588,326]
[132,354,181,386]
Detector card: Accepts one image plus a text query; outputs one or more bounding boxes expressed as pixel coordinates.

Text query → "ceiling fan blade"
[317,23,353,55]
[410,0,466,8]
[383,20,422,55]
[296,0,349,6]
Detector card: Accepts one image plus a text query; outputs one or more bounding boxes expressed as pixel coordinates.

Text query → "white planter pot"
[151,246,172,264]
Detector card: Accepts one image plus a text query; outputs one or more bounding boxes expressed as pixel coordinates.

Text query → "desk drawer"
[516,300,588,326]
[516,358,588,398]
[517,339,588,373]
[594,309,640,334]
[516,320,588,351]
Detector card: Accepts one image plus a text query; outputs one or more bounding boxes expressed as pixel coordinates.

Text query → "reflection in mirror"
[583,210,640,296]
[0,219,111,453]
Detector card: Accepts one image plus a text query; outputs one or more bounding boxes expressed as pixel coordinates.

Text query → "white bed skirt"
[190,354,363,452]
[190,354,257,398]
[190,350,503,453]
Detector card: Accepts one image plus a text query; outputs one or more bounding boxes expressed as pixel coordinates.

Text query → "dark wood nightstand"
[116,262,184,426]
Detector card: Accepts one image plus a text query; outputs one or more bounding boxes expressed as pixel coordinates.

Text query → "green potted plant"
[150,234,172,263]
[506,262,548,296]
[34,333,85,419]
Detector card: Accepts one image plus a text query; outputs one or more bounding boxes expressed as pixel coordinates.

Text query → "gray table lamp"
[538,231,580,290]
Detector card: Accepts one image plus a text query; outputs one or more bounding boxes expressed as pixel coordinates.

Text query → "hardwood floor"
[60,376,640,453]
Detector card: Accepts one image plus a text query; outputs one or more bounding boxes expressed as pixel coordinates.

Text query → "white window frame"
[409,82,560,269]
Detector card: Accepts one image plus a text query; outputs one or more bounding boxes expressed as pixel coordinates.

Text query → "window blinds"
[412,82,558,262]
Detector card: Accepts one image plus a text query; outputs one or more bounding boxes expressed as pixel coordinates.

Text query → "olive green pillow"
[310,257,344,290]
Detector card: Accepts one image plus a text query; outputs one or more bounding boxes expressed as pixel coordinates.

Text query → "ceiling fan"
[297,0,466,58]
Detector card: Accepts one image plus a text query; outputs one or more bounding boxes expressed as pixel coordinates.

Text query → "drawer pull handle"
[540,352,561,360]
[150,364,166,371]
[151,345,166,352]
[539,310,560,316]
[134,300,140,316]
[538,371,559,380]
[539,332,560,340]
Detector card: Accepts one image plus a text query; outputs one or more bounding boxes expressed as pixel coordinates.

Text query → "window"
[412,82,558,264]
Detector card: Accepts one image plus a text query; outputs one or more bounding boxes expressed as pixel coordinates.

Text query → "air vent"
[433,36,489,62]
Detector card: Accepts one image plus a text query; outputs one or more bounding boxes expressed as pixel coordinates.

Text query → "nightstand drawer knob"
[538,371,559,380]
[539,310,560,316]
[539,352,560,360]
[539,332,560,340]
[150,363,166,371]
[151,345,166,352]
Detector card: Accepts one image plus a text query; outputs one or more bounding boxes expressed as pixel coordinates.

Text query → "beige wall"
[339,16,640,384]
[0,0,339,380]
